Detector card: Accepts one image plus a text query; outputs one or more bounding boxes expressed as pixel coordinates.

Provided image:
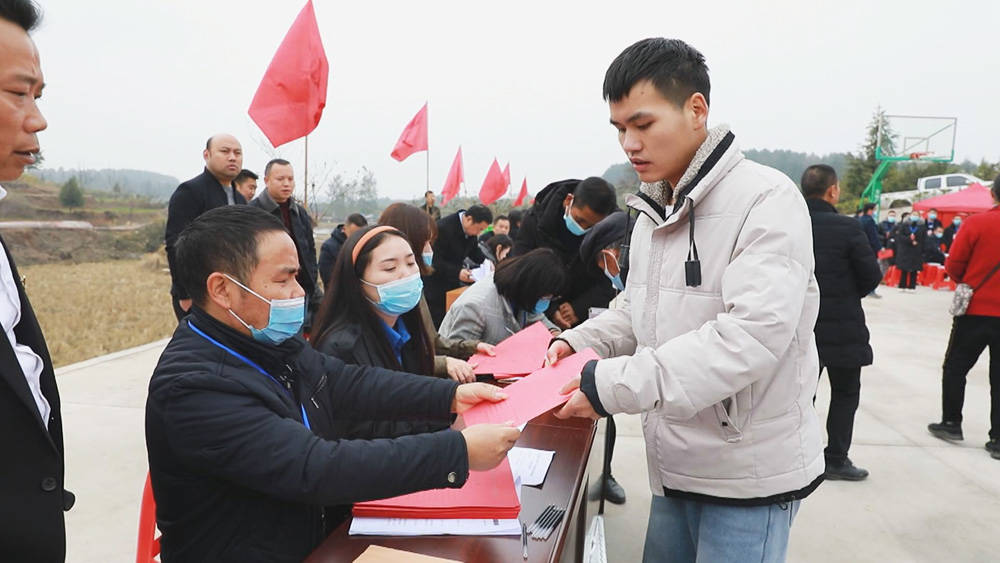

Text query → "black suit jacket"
[425,212,485,327]
[0,235,73,562]
[164,169,247,299]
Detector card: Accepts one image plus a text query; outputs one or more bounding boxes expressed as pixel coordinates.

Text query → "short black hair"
[345,213,368,227]
[265,158,291,177]
[465,204,493,225]
[862,202,877,214]
[603,38,710,107]
[572,177,617,216]
[175,205,287,305]
[494,248,565,312]
[425,190,434,197]
[800,164,838,199]
[508,209,524,226]
[0,0,41,32]
[233,169,258,185]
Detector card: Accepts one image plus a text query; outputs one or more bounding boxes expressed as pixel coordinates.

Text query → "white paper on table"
[470,261,494,282]
[349,517,521,536]
[507,446,555,487]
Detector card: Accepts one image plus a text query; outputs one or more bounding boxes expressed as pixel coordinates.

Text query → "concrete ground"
[58,284,1000,562]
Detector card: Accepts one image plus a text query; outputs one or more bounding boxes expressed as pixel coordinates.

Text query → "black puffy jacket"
[806,199,883,368]
[145,308,468,562]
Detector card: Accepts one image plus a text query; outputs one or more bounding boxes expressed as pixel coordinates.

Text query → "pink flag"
[501,163,511,187]
[390,102,429,161]
[514,177,529,207]
[441,146,464,205]
[248,1,329,147]
[479,159,506,205]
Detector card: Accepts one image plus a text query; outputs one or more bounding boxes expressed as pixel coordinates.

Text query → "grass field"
[21,256,176,367]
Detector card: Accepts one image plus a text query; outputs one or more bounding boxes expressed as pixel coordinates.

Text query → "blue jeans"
[642,495,800,563]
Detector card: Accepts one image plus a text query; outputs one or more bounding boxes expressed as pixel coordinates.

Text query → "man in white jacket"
[548,38,824,562]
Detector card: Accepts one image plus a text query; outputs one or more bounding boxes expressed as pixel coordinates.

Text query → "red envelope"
[462,348,600,427]
[469,321,550,375]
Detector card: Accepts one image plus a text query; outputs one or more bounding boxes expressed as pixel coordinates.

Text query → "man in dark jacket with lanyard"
[164,133,247,321]
[250,158,320,328]
[146,205,519,562]
[0,4,75,560]
[425,205,492,327]
[512,177,617,330]
[801,165,882,480]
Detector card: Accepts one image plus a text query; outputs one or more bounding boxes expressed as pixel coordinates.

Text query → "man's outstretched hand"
[451,382,507,414]
[554,376,599,420]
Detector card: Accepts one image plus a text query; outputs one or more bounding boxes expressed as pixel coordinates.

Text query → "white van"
[916,173,985,192]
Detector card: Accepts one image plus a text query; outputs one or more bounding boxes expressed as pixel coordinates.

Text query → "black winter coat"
[145,308,468,562]
[164,169,247,299]
[250,191,319,299]
[0,236,74,562]
[807,199,882,368]
[318,225,347,288]
[312,319,449,439]
[512,180,614,324]
[426,212,486,327]
[893,220,927,272]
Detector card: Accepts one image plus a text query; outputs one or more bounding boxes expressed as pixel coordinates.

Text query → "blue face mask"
[602,253,625,291]
[533,298,550,315]
[564,199,591,236]
[422,251,433,267]
[363,272,423,315]
[225,274,305,345]
[929,212,937,220]
[910,215,920,223]
[888,216,897,223]
[954,218,962,226]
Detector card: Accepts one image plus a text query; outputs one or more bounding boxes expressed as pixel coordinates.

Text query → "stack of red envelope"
[469,321,551,379]
[352,457,520,519]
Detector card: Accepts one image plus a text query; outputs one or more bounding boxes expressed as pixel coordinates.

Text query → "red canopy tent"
[912,182,995,226]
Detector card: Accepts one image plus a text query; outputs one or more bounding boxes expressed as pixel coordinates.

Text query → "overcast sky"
[28,0,1000,200]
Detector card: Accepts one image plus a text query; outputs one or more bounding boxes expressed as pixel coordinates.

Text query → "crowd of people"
[4,1,1000,560]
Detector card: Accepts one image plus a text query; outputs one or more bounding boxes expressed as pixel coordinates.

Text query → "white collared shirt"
[0,185,50,428]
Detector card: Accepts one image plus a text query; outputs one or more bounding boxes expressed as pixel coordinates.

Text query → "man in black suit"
[425,204,492,327]
[164,133,247,321]
[0,2,75,560]
[802,165,883,481]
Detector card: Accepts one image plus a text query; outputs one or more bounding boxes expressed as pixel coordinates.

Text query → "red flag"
[248,1,329,147]
[514,177,529,206]
[441,147,464,205]
[479,159,506,205]
[391,103,429,161]
[501,163,511,187]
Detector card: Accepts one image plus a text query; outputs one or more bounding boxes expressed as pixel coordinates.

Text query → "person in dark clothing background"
[165,133,247,321]
[0,4,75,559]
[318,213,367,288]
[894,210,926,292]
[420,190,441,221]
[924,226,946,265]
[943,214,963,252]
[507,209,524,242]
[925,207,943,233]
[858,202,883,297]
[250,159,321,328]
[512,177,617,329]
[879,209,897,249]
[425,205,492,327]
[478,214,510,244]
[802,165,882,480]
[231,168,258,202]
[145,205,520,562]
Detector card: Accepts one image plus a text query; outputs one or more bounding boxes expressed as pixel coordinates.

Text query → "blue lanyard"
[188,321,311,430]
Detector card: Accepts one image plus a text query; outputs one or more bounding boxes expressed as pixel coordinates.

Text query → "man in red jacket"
[929,175,1000,460]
